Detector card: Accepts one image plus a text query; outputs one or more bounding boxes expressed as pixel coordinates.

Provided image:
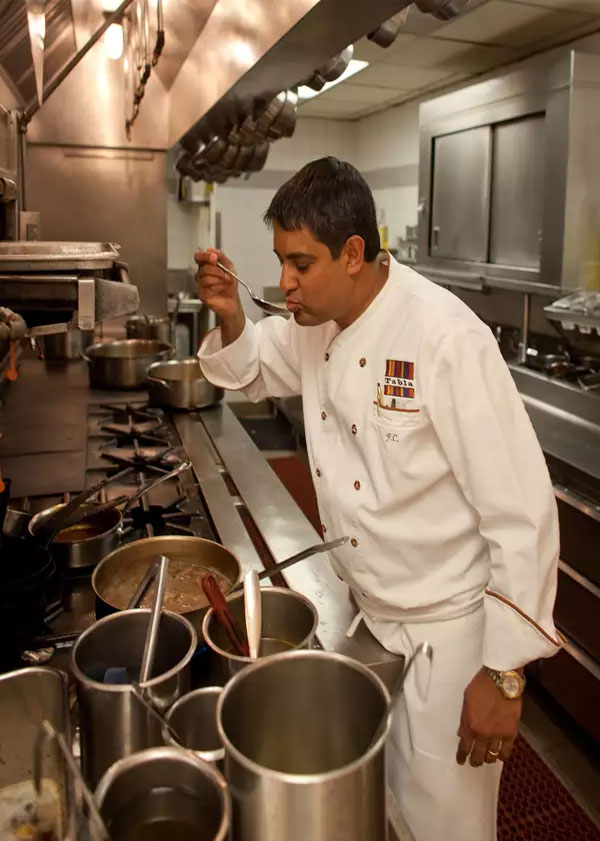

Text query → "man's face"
[273,223,353,326]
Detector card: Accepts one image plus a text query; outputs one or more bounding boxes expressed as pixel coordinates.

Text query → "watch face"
[502,673,522,699]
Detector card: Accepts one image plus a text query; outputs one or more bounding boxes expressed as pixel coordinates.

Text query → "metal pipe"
[21,0,136,126]
[518,293,531,364]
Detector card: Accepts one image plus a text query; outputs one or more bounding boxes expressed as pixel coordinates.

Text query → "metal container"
[82,339,173,390]
[217,650,390,841]
[0,667,72,838]
[71,609,197,787]
[202,587,318,683]
[163,687,224,765]
[2,506,31,537]
[29,503,121,569]
[126,315,172,344]
[95,746,230,841]
[44,329,95,361]
[147,358,224,410]
[92,535,242,635]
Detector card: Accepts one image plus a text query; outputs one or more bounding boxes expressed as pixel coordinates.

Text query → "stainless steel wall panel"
[489,114,545,269]
[25,144,167,313]
[430,126,491,262]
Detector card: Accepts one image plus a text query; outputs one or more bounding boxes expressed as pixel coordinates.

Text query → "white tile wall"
[355,102,420,171]
[267,117,356,170]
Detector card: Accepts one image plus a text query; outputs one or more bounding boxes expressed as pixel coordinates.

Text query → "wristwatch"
[485,668,526,700]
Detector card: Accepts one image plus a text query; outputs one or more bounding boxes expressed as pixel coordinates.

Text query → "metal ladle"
[34,719,109,841]
[216,260,288,316]
[243,570,262,659]
[139,554,169,683]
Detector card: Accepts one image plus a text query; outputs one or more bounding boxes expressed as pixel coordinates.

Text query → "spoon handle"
[139,554,169,683]
[244,570,262,659]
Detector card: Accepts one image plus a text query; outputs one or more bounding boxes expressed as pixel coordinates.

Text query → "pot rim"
[91,535,242,616]
[71,608,197,693]
[163,686,225,762]
[85,339,173,357]
[94,745,230,841]
[216,649,392,784]
[202,586,318,665]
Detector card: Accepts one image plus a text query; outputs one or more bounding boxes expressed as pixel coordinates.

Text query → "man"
[195,157,562,841]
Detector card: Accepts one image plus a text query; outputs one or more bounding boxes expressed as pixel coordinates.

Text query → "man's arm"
[195,248,302,400]
[427,325,562,765]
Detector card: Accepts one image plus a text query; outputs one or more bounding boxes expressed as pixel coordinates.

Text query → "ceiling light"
[298,60,369,101]
[104,22,124,60]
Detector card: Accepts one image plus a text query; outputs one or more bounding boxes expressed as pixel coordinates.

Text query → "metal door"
[430,126,492,261]
[490,114,545,268]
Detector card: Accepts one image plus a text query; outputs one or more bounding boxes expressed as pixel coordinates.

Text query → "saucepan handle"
[146,375,169,387]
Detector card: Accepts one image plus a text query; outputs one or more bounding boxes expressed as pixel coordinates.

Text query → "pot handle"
[81,351,91,362]
[167,344,176,358]
[146,374,169,387]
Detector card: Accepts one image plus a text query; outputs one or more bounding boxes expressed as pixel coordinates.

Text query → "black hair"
[263,157,380,262]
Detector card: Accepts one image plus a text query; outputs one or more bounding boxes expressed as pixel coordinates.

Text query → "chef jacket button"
[321,410,327,421]
[350,537,359,548]
[359,357,366,367]
[351,424,358,435]
[324,352,330,361]
[354,480,361,491]
[316,469,321,478]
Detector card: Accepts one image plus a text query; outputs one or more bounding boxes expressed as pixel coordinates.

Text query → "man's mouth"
[286,299,301,312]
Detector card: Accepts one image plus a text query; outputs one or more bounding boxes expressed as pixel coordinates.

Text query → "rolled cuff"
[197,320,259,389]
[483,589,565,671]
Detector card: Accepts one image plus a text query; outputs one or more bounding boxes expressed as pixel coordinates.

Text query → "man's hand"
[194,249,243,320]
[456,667,522,767]
[194,248,245,346]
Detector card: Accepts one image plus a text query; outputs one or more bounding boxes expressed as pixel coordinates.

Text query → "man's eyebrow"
[279,251,316,260]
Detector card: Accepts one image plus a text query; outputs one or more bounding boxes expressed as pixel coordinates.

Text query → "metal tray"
[0,241,121,272]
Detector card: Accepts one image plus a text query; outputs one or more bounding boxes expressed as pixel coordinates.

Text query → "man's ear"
[342,235,366,276]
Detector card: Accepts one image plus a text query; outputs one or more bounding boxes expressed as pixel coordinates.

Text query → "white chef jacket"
[198,256,563,671]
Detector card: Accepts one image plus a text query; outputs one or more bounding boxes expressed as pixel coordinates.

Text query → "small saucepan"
[146,358,224,411]
[29,503,122,571]
[92,536,242,635]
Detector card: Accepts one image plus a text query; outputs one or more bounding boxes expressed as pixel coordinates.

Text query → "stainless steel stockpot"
[83,339,173,389]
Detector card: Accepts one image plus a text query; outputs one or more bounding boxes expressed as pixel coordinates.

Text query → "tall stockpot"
[202,587,318,683]
[44,329,94,361]
[71,608,197,787]
[126,314,172,344]
[216,650,391,841]
[95,746,230,841]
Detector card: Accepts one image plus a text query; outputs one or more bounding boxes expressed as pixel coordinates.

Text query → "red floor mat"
[268,456,600,840]
[498,735,600,841]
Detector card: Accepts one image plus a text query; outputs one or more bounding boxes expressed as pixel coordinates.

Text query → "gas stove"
[27,402,217,656]
[85,402,216,545]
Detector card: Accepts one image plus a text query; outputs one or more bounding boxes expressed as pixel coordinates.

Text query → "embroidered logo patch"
[384,359,415,399]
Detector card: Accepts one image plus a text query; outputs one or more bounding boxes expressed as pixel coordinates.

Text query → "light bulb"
[104,22,124,60]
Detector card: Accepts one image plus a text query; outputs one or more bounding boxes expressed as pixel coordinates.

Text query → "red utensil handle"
[201,573,249,657]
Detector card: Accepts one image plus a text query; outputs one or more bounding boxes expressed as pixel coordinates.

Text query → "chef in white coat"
[194,157,562,841]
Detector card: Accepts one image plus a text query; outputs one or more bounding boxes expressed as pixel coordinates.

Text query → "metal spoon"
[232,536,349,593]
[216,260,288,315]
[243,570,262,659]
[139,554,169,683]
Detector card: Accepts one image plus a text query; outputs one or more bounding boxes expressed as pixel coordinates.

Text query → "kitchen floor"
[520,687,600,828]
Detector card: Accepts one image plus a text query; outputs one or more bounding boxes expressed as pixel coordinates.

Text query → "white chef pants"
[364,606,502,841]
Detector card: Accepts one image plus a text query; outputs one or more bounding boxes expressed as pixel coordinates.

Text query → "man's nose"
[279,267,298,293]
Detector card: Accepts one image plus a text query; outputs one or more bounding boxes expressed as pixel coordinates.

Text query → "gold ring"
[487,748,501,757]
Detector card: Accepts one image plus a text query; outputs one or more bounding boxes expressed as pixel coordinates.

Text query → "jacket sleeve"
[197,315,302,401]
[427,325,563,671]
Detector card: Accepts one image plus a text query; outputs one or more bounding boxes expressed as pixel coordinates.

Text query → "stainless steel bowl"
[147,358,223,410]
[83,339,173,390]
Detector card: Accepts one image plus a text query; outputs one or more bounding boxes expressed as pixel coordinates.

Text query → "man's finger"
[469,738,489,767]
[484,740,502,764]
[456,728,473,765]
[499,735,516,762]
